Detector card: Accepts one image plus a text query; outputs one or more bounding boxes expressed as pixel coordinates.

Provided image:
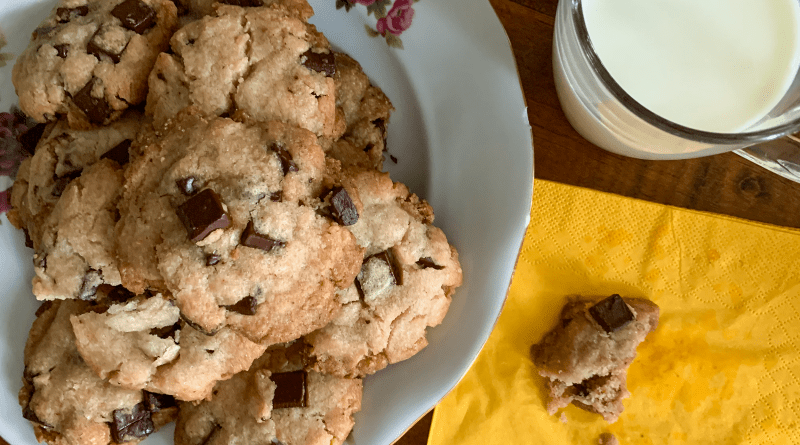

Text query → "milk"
[581,0,800,133]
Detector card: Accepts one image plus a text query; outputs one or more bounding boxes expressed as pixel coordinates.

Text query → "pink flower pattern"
[337,0,418,48]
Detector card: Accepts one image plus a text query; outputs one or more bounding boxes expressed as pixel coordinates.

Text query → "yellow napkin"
[428,179,800,445]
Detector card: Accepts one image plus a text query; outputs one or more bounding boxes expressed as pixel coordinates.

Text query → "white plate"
[0,1,533,444]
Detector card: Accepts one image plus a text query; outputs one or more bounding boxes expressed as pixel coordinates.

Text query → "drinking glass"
[553,0,800,183]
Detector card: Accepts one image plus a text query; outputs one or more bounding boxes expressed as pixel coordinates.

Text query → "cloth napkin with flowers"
[429,179,800,445]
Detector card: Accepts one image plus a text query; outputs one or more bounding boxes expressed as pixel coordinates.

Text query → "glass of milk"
[553,0,800,167]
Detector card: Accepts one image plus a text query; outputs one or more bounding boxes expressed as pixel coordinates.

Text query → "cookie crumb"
[599,432,619,445]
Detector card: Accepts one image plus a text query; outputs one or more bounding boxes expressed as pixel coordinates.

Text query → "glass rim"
[571,0,800,145]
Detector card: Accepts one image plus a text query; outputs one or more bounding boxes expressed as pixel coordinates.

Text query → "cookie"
[115,110,363,343]
[323,53,393,170]
[19,299,177,445]
[305,168,463,378]
[174,341,362,445]
[175,0,314,20]
[70,289,268,401]
[531,295,660,422]
[12,0,178,127]
[8,110,143,246]
[145,3,336,136]
[29,159,125,300]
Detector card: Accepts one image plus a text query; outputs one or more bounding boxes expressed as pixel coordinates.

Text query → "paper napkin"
[428,179,800,445]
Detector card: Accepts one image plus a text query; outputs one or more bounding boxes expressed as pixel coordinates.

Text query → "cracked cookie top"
[146,2,336,136]
[12,0,178,127]
[115,110,363,343]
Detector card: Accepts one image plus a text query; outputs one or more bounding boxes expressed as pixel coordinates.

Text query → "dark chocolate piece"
[416,257,444,270]
[107,285,136,303]
[588,294,635,333]
[109,402,154,443]
[78,269,103,300]
[100,139,131,165]
[111,0,156,34]
[240,221,286,252]
[179,312,220,336]
[23,229,33,248]
[18,123,47,156]
[22,405,53,430]
[206,252,221,266]
[269,191,282,202]
[270,143,298,175]
[51,170,82,197]
[224,296,258,315]
[143,391,176,412]
[355,251,399,301]
[87,39,121,63]
[176,176,198,195]
[176,189,231,242]
[219,0,263,5]
[270,370,308,409]
[150,321,180,339]
[301,49,336,77]
[54,43,70,58]
[72,80,111,124]
[329,187,358,226]
[372,118,386,133]
[56,6,89,23]
[33,26,56,39]
[34,301,54,318]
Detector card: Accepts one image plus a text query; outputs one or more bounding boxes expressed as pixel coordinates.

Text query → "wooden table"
[395,0,800,444]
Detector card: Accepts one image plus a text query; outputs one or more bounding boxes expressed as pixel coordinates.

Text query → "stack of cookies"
[7,0,463,444]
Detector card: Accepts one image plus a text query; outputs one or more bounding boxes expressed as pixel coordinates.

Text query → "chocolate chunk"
[23,229,33,248]
[78,269,103,300]
[270,370,308,409]
[34,301,54,318]
[416,257,444,270]
[219,0,263,5]
[269,191,282,202]
[270,143,298,175]
[33,26,56,39]
[372,118,386,133]
[588,294,635,333]
[53,43,70,58]
[240,221,286,252]
[301,50,336,77]
[87,39,121,63]
[143,391,176,412]
[389,154,398,164]
[356,251,399,301]
[111,0,156,34]
[206,252,221,266]
[22,405,53,430]
[224,296,258,315]
[150,321,180,339]
[56,6,89,23]
[176,189,231,242]
[109,402,154,443]
[107,285,136,303]
[329,187,358,226]
[72,80,111,124]
[100,139,131,165]
[179,312,220,336]
[176,176,198,195]
[18,123,47,156]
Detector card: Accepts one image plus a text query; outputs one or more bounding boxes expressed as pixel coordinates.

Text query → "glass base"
[735,136,800,184]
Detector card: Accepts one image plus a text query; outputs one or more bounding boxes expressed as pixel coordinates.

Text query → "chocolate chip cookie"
[175,0,314,20]
[531,295,660,422]
[324,53,393,170]
[306,168,463,378]
[146,2,336,137]
[20,299,177,445]
[13,0,178,127]
[115,110,363,343]
[174,341,362,445]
